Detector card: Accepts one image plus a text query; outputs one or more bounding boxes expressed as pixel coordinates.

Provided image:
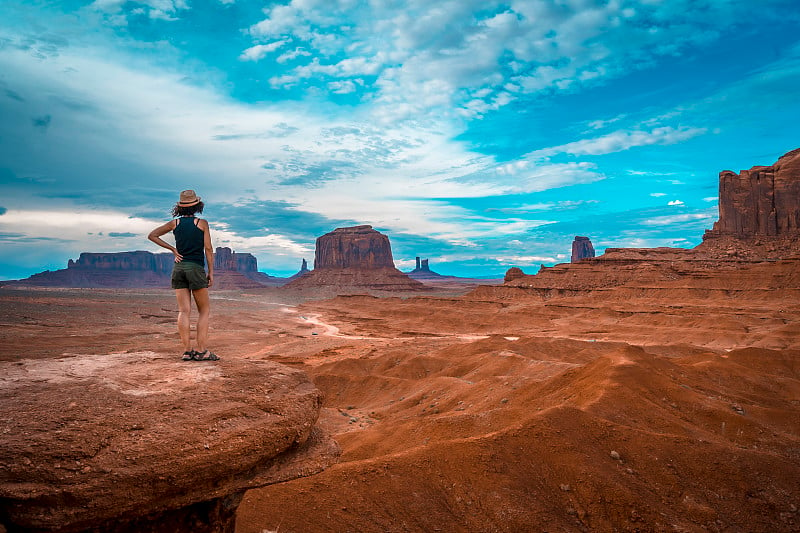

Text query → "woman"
[148,189,219,361]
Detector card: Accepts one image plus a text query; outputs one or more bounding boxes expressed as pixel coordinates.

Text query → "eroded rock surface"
[314,225,395,269]
[0,353,338,532]
[286,226,425,293]
[707,147,800,238]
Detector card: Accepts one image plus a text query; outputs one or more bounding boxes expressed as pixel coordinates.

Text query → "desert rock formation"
[7,247,284,289]
[287,259,310,282]
[489,149,800,297]
[284,226,425,293]
[314,225,395,269]
[570,236,595,263]
[0,350,338,532]
[707,147,800,238]
[407,257,445,280]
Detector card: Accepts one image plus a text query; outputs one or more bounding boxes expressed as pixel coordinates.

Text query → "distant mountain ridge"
[4,247,286,289]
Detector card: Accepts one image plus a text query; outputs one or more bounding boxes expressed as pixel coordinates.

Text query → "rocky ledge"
[0,353,339,532]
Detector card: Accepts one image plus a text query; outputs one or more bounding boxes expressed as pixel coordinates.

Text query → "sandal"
[193,350,220,361]
[182,350,195,361]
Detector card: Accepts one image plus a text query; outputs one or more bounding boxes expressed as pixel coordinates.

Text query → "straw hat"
[177,190,201,207]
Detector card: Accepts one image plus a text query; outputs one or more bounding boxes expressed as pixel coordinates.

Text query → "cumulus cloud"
[667,199,684,206]
[245,0,772,122]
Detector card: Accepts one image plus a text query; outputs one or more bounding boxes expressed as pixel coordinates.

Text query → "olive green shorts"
[171,261,209,290]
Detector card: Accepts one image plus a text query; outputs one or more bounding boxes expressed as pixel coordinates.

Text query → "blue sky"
[1,0,799,279]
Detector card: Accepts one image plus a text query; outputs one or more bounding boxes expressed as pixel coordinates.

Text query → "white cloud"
[527,126,707,159]
[650,192,666,197]
[239,40,288,62]
[277,47,312,63]
[641,212,714,226]
[243,0,765,122]
[667,200,684,206]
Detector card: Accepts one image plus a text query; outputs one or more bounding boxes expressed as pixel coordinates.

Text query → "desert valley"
[1,150,799,532]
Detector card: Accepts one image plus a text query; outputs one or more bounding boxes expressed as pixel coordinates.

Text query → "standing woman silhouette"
[148,190,219,361]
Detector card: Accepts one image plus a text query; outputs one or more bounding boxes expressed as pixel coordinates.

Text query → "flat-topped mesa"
[10,247,285,288]
[314,225,395,269]
[69,251,173,275]
[705,148,800,239]
[570,236,595,263]
[285,225,425,292]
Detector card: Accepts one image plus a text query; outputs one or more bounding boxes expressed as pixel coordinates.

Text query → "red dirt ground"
[1,280,799,532]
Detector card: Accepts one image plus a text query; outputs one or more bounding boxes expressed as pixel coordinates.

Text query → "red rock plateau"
[284,225,427,294]
[1,150,800,532]
[7,247,284,289]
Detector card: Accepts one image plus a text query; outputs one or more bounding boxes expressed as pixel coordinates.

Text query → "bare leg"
[193,288,210,352]
[175,289,192,352]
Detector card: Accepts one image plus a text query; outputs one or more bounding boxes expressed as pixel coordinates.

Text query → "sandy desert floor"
[1,284,799,532]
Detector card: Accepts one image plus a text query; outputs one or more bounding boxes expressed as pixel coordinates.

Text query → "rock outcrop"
[8,248,285,289]
[284,226,425,293]
[570,236,595,263]
[0,353,339,532]
[407,257,448,280]
[476,148,800,300]
[314,225,395,269]
[706,148,800,238]
[287,259,310,282]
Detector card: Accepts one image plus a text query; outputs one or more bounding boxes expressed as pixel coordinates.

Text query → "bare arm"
[199,219,214,288]
[147,220,181,262]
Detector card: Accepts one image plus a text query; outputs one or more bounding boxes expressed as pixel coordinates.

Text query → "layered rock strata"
[705,147,800,238]
[477,148,800,299]
[8,248,284,289]
[0,354,339,532]
[285,226,425,292]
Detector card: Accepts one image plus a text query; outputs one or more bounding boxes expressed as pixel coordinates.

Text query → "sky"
[1,0,799,279]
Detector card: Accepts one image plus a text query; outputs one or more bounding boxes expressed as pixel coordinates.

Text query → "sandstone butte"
[475,147,800,298]
[282,224,426,293]
[570,236,595,263]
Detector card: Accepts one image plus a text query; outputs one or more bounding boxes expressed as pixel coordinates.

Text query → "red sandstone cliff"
[479,148,800,298]
[707,148,800,238]
[285,225,425,293]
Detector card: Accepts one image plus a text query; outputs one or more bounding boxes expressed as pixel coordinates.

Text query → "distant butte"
[479,148,800,298]
[5,247,285,289]
[284,225,426,293]
[570,236,595,263]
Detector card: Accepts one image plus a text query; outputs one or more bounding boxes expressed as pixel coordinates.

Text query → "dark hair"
[171,201,205,218]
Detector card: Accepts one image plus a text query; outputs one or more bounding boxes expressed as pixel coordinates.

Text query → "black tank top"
[173,217,205,267]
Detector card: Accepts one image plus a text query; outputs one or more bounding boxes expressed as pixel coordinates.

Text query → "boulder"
[0,354,339,532]
[504,267,526,282]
